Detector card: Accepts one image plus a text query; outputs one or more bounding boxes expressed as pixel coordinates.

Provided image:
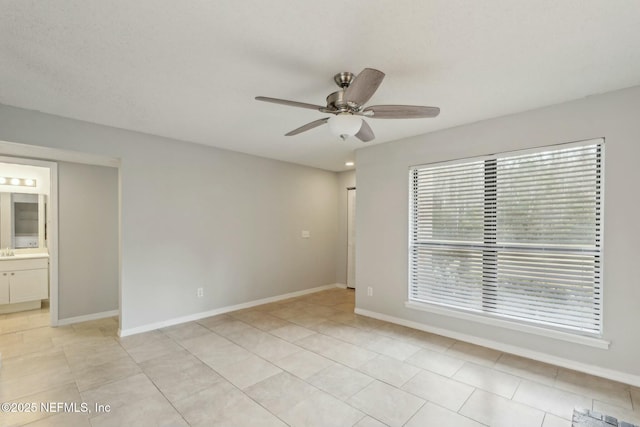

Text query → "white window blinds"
[409,141,603,335]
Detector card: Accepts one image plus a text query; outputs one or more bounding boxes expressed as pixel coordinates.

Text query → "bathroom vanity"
[0,192,49,314]
[0,253,49,313]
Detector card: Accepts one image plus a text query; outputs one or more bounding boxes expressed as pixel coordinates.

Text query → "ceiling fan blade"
[285,118,329,136]
[344,68,385,106]
[255,96,324,111]
[355,120,375,142]
[363,105,440,119]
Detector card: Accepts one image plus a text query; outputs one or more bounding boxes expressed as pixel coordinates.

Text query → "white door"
[346,188,356,289]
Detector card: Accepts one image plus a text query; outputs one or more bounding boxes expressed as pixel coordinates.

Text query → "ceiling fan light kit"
[256,68,440,142]
[328,114,362,141]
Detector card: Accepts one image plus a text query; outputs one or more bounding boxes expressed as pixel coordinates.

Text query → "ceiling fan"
[255,68,440,142]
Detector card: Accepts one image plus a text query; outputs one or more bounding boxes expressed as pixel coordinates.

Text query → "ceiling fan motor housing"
[327,72,363,113]
[326,90,361,114]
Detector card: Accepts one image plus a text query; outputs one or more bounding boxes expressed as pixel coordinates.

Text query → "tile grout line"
[162,325,293,427]
[510,377,523,400]
[400,398,428,427]
[456,387,478,415]
[207,298,409,425]
[141,368,191,427]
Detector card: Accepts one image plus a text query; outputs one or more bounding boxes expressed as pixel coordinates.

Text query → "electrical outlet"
[367,287,373,297]
[197,287,204,298]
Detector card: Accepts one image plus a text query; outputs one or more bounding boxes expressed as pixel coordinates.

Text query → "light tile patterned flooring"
[1,288,639,426]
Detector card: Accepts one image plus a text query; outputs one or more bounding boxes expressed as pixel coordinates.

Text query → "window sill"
[404,301,610,349]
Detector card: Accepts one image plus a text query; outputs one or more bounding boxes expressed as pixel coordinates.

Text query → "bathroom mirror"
[0,192,47,250]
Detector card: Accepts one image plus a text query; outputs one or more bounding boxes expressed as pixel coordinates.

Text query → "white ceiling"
[1,1,640,172]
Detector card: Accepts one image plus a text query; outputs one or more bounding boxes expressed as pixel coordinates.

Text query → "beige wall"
[0,104,339,332]
[355,85,640,379]
[57,162,119,319]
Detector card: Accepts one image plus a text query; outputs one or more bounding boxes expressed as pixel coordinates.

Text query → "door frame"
[0,140,120,327]
[346,186,356,289]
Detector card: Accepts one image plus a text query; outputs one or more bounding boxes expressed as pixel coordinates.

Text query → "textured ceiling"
[1,1,640,171]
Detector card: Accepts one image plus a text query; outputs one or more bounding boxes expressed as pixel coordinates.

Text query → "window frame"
[407,138,606,346]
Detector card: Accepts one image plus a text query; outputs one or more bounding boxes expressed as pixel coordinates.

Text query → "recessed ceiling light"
[345,161,355,167]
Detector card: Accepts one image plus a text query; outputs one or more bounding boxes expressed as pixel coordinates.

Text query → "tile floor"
[1,288,639,427]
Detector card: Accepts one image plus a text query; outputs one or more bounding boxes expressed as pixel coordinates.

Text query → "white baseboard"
[57,309,120,326]
[335,283,348,289]
[355,307,640,388]
[118,284,341,337]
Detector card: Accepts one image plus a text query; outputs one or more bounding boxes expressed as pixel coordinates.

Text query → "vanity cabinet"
[0,276,7,304]
[0,257,48,305]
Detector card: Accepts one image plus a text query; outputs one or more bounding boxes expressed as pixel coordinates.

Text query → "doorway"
[346,187,356,289]
[0,140,121,330]
[0,156,57,331]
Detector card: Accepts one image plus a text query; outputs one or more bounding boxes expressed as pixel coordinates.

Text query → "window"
[409,140,603,336]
